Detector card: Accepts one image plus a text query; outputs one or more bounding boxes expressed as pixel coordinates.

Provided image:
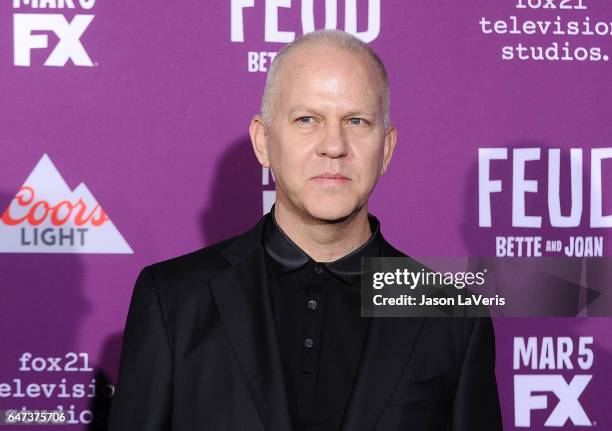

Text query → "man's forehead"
[283,41,377,74]
[278,44,382,96]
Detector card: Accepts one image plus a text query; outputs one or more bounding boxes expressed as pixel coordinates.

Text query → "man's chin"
[302,202,360,224]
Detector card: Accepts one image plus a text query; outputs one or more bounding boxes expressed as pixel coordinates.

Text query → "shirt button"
[304,338,314,348]
[314,264,324,275]
[307,300,317,310]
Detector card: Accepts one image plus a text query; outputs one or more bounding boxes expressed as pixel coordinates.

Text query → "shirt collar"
[262,204,382,284]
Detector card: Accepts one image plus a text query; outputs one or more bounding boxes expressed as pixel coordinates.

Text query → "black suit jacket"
[107,214,503,430]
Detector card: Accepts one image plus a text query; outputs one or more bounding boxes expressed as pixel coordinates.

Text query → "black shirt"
[262,206,382,431]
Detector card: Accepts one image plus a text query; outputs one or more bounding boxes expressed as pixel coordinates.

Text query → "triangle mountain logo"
[0,154,133,254]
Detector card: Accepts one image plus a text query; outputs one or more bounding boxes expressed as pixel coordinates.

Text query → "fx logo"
[13,14,94,67]
[514,374,592,427]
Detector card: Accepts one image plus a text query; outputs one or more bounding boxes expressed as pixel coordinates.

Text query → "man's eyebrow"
[343,110,377,118]
[287,107,377,117]
[287,106,320,115]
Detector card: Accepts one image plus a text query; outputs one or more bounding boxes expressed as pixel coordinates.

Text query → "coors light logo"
[0,154,132,254]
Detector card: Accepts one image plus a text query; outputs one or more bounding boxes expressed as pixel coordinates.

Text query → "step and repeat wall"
[1,1,611,429]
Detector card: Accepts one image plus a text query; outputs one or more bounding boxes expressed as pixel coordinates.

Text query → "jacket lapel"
[340,238,427,431]
[208,216,292,431]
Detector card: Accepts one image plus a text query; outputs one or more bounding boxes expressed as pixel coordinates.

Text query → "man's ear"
[250,115,270,167]
[380,126,398,175]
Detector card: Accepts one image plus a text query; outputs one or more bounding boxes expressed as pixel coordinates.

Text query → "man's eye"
[349,118,365,126]
[296,116,314,124]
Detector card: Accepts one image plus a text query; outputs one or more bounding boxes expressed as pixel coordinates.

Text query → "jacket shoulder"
[145,235,236,286]
[381,236,407,257]
[138,215,267,304]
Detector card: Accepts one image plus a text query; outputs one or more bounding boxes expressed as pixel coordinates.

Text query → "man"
[108,29,502,430]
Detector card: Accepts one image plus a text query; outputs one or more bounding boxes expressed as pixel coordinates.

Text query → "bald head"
[260,29,391,131]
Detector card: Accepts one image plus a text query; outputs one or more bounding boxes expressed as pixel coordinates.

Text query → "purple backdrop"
[1,0,611,429]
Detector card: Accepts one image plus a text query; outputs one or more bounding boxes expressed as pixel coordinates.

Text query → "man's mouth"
[312,173,351,184]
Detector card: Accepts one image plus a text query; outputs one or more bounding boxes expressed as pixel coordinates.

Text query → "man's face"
[251,43,397,222]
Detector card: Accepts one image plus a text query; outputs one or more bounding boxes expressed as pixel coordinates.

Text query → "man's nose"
[316,122,349,158]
